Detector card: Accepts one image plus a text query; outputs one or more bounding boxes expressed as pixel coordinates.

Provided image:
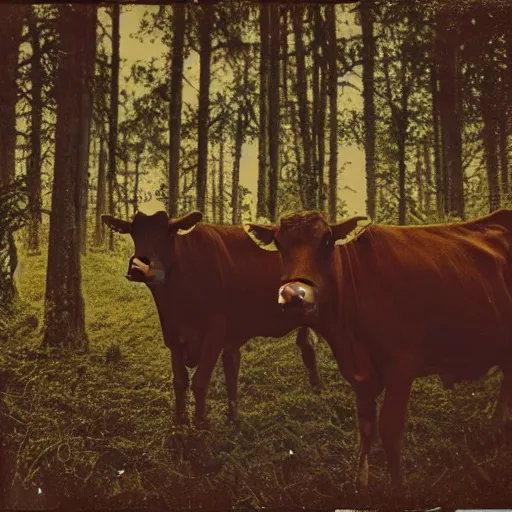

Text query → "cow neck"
[170,223,240,310]
[329,239,378,384]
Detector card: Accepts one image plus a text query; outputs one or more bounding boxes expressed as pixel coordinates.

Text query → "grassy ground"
[2,245,512,510]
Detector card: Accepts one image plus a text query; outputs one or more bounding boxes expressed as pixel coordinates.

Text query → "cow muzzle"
[278,280,317,315]
[126,256,165,284]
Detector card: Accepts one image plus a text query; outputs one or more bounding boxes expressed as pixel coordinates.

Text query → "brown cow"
[102,210,320,426]
[245,209,512,491]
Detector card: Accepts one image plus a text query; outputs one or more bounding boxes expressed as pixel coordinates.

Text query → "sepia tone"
[1,0,512,510]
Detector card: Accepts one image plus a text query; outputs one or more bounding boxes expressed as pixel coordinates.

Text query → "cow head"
[101,210,203,285]
[245,211,371,318]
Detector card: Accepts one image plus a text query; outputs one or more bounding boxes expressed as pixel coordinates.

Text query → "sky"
[108,5,367,218]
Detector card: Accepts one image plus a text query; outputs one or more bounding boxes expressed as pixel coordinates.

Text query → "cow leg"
[191,320,225,426]
[354,379,383,492]
[170,346,189,425]
[378,374,413,491]
[222,347,241,423]
[296,326,321,392]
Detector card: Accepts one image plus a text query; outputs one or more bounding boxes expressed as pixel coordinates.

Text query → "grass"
[1,245,512,510]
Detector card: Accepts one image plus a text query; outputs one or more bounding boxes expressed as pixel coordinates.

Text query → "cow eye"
[322,233,332,248]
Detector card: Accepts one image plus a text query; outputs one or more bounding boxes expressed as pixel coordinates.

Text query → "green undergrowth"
[1,247,512,509]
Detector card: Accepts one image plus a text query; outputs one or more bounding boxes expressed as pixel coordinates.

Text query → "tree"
[360,0,376,220]
[0,180,28,321]
[480,42,500,212]
[313,6,327,214]
[292,5,316,210]
[218,136,225,223]
[196,5,214,215]
[257,4,270,219]
[423,140,433,215]
[92,30,111,247]
[42,4,97,351]
[77,8,97,254]
[231,59,250,225]
[436,9,464,219]
[499,105,509,202]
[267,4,280,222]
[431,20,444,217]
[107,3,120,250]
[94,128,107,246]
[326,4,338,222]
[0,4,27,307]
[26,7,43,254]
[0,5,27,187]
[168,4,185,218]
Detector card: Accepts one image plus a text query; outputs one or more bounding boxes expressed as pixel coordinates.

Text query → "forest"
[1,0,512,509]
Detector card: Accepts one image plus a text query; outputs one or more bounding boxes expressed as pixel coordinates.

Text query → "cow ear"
[332,216,372,246]
[244,224,279,251]
[101,214,132,234]
[169,211,203,236]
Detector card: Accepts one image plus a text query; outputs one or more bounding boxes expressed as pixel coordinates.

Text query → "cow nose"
[278,283,306,305]
[126,256,154,282]
[278,280,317,310]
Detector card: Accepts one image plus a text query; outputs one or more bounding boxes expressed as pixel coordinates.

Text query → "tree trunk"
[257,4,270,219]
[0,5,26,187]
[292,5,316,210]
[311,6,320,209]
[268,4,280,222]
[27,7,43,254]
[398,140,407,225]
[196,4,213,215]
[211,151,217,223]
[415,147,423,214]
[289,89,304,207]
[326,5,337,222]
[133,156,140,216]
[78,12,97,255]
[0,4,26,311]
[430,40,444,218]
[281,8,288,105]
[94,130,107,246]
[231,113,243,225]
[360,0,376,220]
[122,133,130,220]
[385,45,409,226]
[107,3,120,250]
[505,24,512,203]
[423,141,433,216]
[168,3,185,218]
[499,107,509,202]
[218,136,225,224]
[398,59,409,226]
[481,48,500,213]
[437,12,464,218]
[316,7,327,214]
[43,5,97,351]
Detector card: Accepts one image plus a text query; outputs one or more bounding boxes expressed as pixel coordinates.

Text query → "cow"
[244,208,512,492]
[101,210,321,426]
